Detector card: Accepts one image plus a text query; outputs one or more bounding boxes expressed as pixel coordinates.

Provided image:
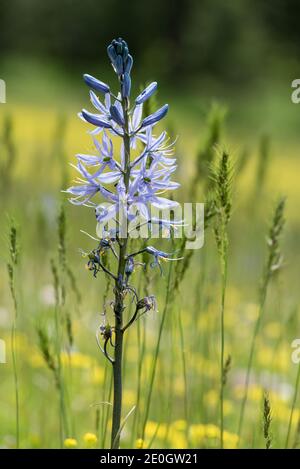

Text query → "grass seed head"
[263,390,272,449]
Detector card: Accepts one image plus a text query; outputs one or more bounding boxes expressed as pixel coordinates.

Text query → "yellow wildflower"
[171,419,187,431]
[83,432,98,448]
[64,438,78,448]
[136,438,144,449]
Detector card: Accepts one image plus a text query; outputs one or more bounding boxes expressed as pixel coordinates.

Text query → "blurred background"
[0,0,300,449]
[1,0,300,137]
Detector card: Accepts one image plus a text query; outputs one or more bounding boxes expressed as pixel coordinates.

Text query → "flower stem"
[110,95,131,449]
[111,318,124,448]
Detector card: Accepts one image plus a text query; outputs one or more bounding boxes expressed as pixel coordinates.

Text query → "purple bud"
[115,55,123,75]
[123,45,129,61]
[81,109,111,128]
[141,104,169,128]
[125,55,133,74]
[116,41,123,54]
[83,74,110,94]
[122,73,131,98]
[110,105,125,126]
[107,44,117,62]
[136,82,157,105]
[108,39,132,78]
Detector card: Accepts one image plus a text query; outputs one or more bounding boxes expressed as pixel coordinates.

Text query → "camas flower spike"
[66,37,182,449]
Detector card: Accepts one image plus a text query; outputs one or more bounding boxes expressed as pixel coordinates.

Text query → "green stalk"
[51,259,69,446]
[111,320,124,449]
[11,303,19,448]
[164,310,175,447]
[141,262,173,441]
[110,95,130,449]
[178,304,189,442]
[54,298,69,445]
[285,362,300,448]
[237,288,266,443]
[7,223,20,449]
[219,240,228,449]
[131,276,146,446]
[211,151,232,448]
[238,198,285,445]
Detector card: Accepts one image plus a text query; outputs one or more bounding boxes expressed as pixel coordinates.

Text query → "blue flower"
[141,104,169,128]
[144,246,183,274]
[122,73,131,99]
[66,180,99,206]
[148,217,185,238]
[83,74,110,94]
[136,82,157,105]
[107,38,133,98]
[80,93,124,136]
[67,39,181,237]
[81,109,111,129]
[107,38,129,74]
[110,104,125,126]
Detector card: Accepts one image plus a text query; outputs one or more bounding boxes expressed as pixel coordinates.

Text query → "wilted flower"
[136,295,157,313]
[99,323,113,341]
[125,256,135,282]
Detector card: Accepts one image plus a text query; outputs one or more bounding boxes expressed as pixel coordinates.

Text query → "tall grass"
[141,262,173,443]
[263,391,272,449]
[36,205,80,446]
[286,361,300,448]
[211,150,233,448]
[238,197,286,443]
[7,220,20,448]
[190,103,227,199]
[52,258,70,444]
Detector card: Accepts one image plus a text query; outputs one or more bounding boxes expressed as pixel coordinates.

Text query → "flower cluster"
[67,38,179,236]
